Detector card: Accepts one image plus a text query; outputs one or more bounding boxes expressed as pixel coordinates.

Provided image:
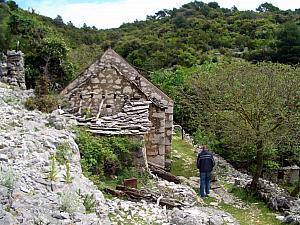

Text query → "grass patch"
[217,184,283,225]
[281,183,300,198]
[219,202,282,225]
[170,131,198,177]
[75,127,152,198]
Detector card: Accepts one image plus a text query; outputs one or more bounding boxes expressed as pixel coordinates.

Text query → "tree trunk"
[290,181,300,197]
[250,140,264,191]
[148,162,181,184]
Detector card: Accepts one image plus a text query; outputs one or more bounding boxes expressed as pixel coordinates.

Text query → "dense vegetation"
[1,0,299,190]
[151,60,300,189]
[1,0,300,88]
[74,128,151,190]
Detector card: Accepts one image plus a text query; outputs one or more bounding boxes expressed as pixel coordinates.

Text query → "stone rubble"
[105,178,238,225]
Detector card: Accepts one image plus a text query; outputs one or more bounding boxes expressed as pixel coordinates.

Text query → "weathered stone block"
[166,106,173,114]
[158,145,165,155]
[146,145,158,156]
[91,78,99,84]
[152,113,165,118]
[147,155,165,168]
[123,86,132,94]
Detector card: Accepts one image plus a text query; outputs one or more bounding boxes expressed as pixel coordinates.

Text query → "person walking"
[196,145,215,197]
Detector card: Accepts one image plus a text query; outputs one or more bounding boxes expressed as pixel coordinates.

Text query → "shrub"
[75,128,143,177]
[24,95,59,113]
[24,97,37,111]
[0,167,17,193]
[76,189,96,214]
[82,193,96,213]
[48,156,58,181]
[56,141,72,165]
[59,191,82,213]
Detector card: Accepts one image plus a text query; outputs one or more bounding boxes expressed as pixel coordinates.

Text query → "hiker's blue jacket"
[197,150,215,172]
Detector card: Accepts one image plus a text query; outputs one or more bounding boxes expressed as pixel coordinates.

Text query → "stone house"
[60,49,173,168]
[262,165,300,185]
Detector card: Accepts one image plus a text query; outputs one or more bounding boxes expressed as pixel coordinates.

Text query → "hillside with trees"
[0,0,300,192]
[1,1,300,86]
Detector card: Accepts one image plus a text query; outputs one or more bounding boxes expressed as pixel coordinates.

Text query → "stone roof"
[281,165,300,170]
[60,48,173,109]
[64,99,152,135]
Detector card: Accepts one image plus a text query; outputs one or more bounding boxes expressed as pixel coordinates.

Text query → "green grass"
[83,167,153,199]
[218,203,282,225]
[217,184,283,225]
[281,183,300,198]
[170,131,199,177]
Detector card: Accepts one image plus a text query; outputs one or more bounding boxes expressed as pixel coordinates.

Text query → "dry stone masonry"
[262,165,300,186]
[67,100,152,135]
[0,51,26,89]
[61,49,173,168]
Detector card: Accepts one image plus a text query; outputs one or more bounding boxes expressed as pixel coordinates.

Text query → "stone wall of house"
[99,49,173,168]
[61,49,173,168]
[0,50,26,89]
[66,66,148,117]
[262,166,300,185]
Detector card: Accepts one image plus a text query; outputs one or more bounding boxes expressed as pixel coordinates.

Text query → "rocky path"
[176,131,300,224]
[214,154,300,224]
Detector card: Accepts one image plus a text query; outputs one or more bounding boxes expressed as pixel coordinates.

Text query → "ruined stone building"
[60,49,173,168]
[0,50,26,89]
[262,165,300,185]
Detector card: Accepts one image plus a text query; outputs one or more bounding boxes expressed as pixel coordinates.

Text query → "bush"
[56,141,72,165]
[76,189,96,214]
[24,95,59,113]
[0,167,17,193]
[59,191,82,213]
[192,129,220,150]
[75,128,143,177]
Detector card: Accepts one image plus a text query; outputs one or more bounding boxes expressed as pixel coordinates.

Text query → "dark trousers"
[200,171,211,197]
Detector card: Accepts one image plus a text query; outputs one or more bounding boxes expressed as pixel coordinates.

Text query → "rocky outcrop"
[0,82,109,224]
[169,207,238,225]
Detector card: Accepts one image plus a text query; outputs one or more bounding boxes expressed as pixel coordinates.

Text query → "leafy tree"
[257,2,280,12]
[193,61,300,191]
[275,22,300,64]
[208,2,220,9]
[54,15,64,27]
[37,36,72,89]
[66,21,75,28]
[0,3,10,51]
[6,0,18,10]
